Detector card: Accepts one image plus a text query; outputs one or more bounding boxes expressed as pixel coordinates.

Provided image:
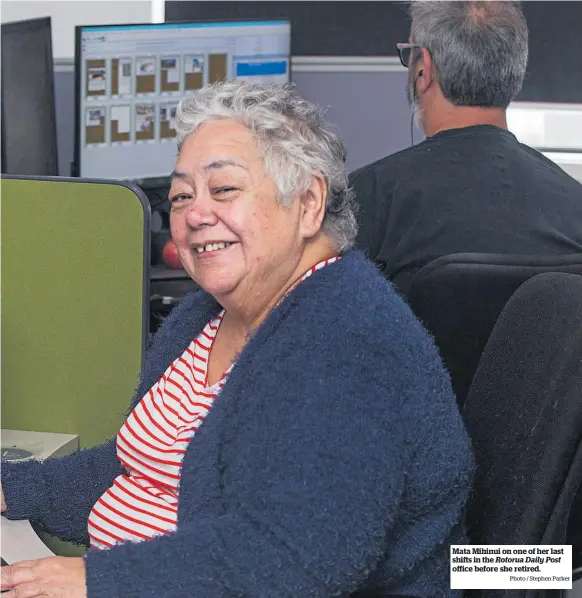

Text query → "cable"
[410,69,423,147]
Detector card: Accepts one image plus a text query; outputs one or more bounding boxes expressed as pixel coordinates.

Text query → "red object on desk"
[162,239,182,269]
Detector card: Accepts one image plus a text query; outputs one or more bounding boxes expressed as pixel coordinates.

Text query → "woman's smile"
[192,241,236,257]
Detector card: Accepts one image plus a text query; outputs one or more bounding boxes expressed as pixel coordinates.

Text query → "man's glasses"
[396,42,423,68]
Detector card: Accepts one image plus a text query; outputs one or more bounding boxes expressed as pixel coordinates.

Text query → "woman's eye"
[213,187,238,195]
[169,193,190,204]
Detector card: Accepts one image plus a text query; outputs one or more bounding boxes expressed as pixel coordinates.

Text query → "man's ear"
[299,175,327,240]
[416,48,434,94]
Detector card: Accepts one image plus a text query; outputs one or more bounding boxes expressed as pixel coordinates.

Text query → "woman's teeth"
[195,242,232,254]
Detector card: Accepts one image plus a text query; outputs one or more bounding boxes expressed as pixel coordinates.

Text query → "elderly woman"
[1,81,472,598]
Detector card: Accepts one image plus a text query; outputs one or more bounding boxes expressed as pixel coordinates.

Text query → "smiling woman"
[169,118,336,322]
[0,80,473,598]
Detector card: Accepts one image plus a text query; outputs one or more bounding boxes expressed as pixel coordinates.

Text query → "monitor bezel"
[1,16,59,176]
[73,17,292,181]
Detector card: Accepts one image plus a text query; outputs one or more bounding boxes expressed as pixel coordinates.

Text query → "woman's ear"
[299,175,328,240]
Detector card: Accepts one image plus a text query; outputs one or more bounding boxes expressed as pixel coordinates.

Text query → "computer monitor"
[1,17,59,176]
[74,19,291,183]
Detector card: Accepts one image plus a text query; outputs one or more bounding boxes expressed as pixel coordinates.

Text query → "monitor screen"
[74,20,291,182]
[1,17,59,176]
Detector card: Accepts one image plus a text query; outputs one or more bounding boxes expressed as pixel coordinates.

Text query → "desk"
[150,266,200,334]
[0,519,54,564]
[150,265,199,296]
[1,430,79,563]
[1,430,79,461]
[150,265,200,295]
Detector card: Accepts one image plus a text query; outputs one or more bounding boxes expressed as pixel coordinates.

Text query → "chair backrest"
[406,253,582,407]
[463,272,582,551]
[1,175,150,448]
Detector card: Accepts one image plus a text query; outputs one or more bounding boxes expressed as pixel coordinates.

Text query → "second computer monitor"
[74,19,291,182]
[1,17,59,176]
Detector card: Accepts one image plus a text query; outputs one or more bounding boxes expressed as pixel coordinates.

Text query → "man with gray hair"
[350,0,582,295]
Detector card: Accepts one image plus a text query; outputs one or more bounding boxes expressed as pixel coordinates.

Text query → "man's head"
[404,1,529,136]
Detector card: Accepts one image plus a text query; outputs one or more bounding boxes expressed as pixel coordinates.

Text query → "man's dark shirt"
[350,125,582,294]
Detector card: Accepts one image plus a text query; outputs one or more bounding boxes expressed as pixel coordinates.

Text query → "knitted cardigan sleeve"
[2,441,120,545]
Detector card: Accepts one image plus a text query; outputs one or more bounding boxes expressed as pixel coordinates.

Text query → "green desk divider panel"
[1,176,151,448]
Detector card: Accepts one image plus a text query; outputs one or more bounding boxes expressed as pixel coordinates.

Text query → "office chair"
[462,272,582,598]
[406,253,582,407]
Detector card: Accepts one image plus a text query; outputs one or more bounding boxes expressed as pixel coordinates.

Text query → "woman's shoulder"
[268,253,446,397]
[296,251,431,346]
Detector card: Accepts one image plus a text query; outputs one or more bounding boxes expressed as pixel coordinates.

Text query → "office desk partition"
[1,176,150,448]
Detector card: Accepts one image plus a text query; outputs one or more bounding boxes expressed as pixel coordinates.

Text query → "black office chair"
[406,253,582,407]
[462,272,582,598]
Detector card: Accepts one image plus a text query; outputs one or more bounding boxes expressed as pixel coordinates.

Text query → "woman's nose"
[184,193,217,229]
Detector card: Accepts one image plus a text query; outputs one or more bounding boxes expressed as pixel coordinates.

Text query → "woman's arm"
[2,440,121,545]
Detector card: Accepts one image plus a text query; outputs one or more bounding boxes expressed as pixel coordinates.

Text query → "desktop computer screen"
[74,20,291,182]
[1,17,59,176]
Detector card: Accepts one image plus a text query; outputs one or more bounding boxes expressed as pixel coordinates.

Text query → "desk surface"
[0,518,54,564]
[150,265,191,281]
[1,429,79,461]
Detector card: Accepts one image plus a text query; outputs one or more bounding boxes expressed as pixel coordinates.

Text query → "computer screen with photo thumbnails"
[74,20,291,182]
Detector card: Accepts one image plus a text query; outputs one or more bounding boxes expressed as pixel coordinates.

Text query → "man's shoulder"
[518,143,582,187]
[349,144,425,185]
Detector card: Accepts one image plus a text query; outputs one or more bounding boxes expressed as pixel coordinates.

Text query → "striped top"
[87,256,339,550]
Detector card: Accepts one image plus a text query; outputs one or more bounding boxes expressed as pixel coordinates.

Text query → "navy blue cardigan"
[3,251,473,597]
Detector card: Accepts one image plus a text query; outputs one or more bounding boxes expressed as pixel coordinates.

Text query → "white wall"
[507,101,582,183]
[1,1,161,60]
[507,102,582,151]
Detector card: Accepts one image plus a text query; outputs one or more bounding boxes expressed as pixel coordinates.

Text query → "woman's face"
[169,119,305,305]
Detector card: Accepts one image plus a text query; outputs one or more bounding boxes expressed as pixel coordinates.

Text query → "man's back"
[350,125,582,294]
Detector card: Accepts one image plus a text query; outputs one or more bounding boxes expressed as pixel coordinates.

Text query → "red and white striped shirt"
[87,256,339,549]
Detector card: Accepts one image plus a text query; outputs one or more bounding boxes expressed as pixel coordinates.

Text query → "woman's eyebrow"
[170,160,248,184]
[203,159,249,172]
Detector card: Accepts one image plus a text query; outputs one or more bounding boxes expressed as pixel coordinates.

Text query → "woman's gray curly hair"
[174,81,358,253]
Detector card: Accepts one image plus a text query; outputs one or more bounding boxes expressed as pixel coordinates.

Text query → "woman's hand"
[1,482,6,512]
[0,556,87,598]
